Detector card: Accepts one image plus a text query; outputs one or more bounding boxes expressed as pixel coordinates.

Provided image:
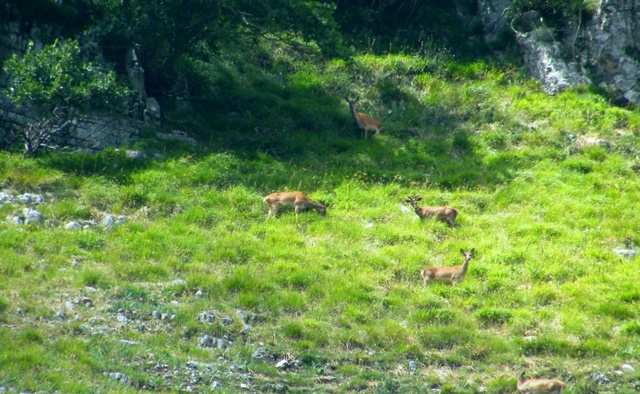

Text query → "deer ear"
[416,197,423,201]
[460,249,465,254]
[470,248,475,254]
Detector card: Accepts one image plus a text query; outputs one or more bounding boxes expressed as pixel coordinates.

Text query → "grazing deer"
[263,191,326,219]
[405,196,458,227]
[345,97,381,139]
[420,249,474,287]
[517,372,565,393]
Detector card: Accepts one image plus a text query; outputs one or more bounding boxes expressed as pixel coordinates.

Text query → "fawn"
[517,372,565,393]
[345,97,382,139]
[263,191,326,219]
[405,196,458,227]
[420,249,474,287]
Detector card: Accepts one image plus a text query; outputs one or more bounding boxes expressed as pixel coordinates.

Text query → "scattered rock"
[171,279,186,286]
[197,311,216,323]
[252,347,266,360]
[198,335,231,350]
[65,221,82,230]
[590,371,610,385]
[620,364,635,373]
[104,372,129,385]
[220,316,233,326]
[275,358,287,368]
[613,248,636,258]
[156,130,197,145]
[17,193,44,205]
[116,313,129,325]
[198,334,215,348]
[7,215,23,225]
[408,360,417,374]
[23,208,43,224]
[101,215,115,229]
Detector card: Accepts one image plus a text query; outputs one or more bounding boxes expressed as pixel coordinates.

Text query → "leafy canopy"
[3,39,130,114]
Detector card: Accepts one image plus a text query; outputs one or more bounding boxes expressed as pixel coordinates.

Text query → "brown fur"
[263,191,326,219]
[517,372,565,393]
[406,196,458,227]
[345,97,382,139]
[420,249,474,287]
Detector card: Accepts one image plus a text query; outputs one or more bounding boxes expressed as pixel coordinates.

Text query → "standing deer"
[263,191,326,219]
[345,97,381,139]
[405,196,458,227]
[420,249,474,287]
[517,372,565,393]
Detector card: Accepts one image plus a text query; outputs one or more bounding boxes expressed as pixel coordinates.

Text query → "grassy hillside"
[2,50,640,393]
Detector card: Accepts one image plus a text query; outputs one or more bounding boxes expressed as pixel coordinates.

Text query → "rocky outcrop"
[474,0,640,105]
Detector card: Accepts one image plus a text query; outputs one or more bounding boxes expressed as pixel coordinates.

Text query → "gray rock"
[220,316,233,326]
[145,97,162,124]
[197,311,216,323]
[17,193,43,205]
[408,359,417,374]
[0,191,14,205]
[198,334,215,348]
[620,364,635,372]
[252,347,266,360]
[590,371,610,385]
[613,248,636,258]
[101,215,115,229]
[104,372,128,384]
[22,208,42,224]
[65,221,82,230]
[116,313,129,325]
[8,215,23,225]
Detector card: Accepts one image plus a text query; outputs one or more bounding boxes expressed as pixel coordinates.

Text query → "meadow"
[1,51,640,393]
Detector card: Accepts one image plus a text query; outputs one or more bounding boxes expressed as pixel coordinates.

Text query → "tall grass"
[2,50,640,392]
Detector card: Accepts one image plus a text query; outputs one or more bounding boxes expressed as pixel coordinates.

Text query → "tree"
[3,39,130,158]
[93,0,342,96]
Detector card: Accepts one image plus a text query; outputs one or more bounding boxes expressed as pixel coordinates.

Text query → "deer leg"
[268,203,279,219]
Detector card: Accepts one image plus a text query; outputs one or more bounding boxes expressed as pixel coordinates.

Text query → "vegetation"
[2,0,640,393]
[3,39,130,158]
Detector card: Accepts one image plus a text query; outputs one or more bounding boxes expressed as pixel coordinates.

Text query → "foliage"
[4,40,128,114]
[91,0,342,96]
[3,39,130,157]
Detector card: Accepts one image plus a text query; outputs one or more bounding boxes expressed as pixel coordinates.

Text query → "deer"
[420,249,474,287]
[517,372,565,393]
[405,196,458,227]
[263,191,326,219]
[345,97,382,140]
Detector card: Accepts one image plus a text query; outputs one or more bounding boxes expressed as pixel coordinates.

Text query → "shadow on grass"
[35,60,521,194]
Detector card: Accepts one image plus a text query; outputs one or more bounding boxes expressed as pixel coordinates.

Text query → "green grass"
[2,51,640,392]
